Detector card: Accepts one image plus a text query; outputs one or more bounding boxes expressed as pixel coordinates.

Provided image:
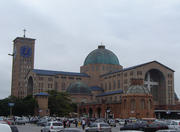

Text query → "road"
[16,123,121,132]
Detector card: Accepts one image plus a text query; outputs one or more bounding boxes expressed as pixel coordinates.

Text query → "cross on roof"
[100,41,104,45]
[144,72,159,91]
[23,29,26,37]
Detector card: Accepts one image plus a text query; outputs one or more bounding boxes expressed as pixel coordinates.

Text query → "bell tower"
[11,34,35,98]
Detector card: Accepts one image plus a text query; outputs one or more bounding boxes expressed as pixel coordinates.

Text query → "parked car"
[108,119,116,127]
[41,121,64,132]
[118,119,125,125]
[10,125,19,132]
[120,121,148,131]
[61,128,83,132]
[168,120,180,130]
[85,122,111,132]
[15,118,26,125]
[0,123,12,132]
[156,130,180,132]
[144,121,168,132]
[37,119,48,126]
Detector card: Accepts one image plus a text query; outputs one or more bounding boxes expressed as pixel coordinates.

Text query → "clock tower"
[11,36,35,98]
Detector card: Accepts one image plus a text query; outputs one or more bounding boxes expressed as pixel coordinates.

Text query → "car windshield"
[53,123,62,126]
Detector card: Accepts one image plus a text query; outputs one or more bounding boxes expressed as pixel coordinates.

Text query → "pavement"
[16,123,121,132]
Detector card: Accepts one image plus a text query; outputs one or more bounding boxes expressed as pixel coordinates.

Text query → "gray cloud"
[0,0,180,99]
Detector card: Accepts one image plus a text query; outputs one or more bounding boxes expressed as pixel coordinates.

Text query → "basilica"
[11,36,178,118]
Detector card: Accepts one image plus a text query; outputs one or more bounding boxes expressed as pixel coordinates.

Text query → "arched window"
[113,80,116,89]
[105,82,107,91]
[130,99,136,110]
[92,65,94,71]
[100,83,103,88]
[96,66,99,71]
[109,82,111,90]
[61,82,66,90]
[102,66,105,71]
[124,99,127,109]
[110,97,112,102]
[148,99,152,110]
[118,80,120,89]
[141,99,145,110]
[114,96,117,102]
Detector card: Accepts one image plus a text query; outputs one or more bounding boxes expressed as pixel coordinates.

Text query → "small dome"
[66,82,91,95]
[84,45,120,66]
[126,85,150,94]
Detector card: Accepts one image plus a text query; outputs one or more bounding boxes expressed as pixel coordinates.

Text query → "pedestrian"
[66,120,69,128]
[124,120,127,126]
[75,120,78,127]
[78,120,81,127]
[82,119,86,130]
[63,120,66,128]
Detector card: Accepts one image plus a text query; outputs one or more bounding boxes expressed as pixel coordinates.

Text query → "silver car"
[85,122,111,132]
[41,121,64,132]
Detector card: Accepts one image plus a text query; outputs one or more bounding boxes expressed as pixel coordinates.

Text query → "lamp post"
[8,103,15,117]
[106,108,110,121]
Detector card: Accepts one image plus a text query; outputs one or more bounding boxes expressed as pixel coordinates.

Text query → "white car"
[15,118,26,125]
[0,123,12,132]
[85,122,111,132]
[118,119,125,125]
[41,121,64,132]
[156,130,180,132]
[168,120,180,130]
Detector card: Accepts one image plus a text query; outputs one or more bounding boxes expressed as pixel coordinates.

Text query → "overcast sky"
[0,0,180,99]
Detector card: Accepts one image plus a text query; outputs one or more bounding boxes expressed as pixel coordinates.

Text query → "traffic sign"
[8,103,15,107]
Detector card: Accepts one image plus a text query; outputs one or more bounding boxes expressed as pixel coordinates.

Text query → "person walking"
[82,119,86,130]
[75,120,78,127]
[63,120,66,128]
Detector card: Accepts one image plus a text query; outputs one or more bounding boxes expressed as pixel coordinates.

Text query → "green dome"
[126,85,150,94]
[84,45,120,66]
[66,82,91,95]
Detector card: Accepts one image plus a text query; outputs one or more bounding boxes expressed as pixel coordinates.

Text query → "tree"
[48,90,77,116]
[0,95,37,116]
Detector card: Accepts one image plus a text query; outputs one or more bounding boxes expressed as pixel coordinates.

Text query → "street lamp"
[8,103,15,117]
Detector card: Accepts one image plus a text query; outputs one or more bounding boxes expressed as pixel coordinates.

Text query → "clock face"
[20,46,32,57]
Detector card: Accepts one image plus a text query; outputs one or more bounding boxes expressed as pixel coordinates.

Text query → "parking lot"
[16,123,121,132]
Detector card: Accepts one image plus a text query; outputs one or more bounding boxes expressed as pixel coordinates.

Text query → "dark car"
[37,119,48,126]
[120,121,148,131]
[144,121,168,132]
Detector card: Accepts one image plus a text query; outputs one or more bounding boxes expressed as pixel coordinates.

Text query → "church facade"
[11,36,176,118]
